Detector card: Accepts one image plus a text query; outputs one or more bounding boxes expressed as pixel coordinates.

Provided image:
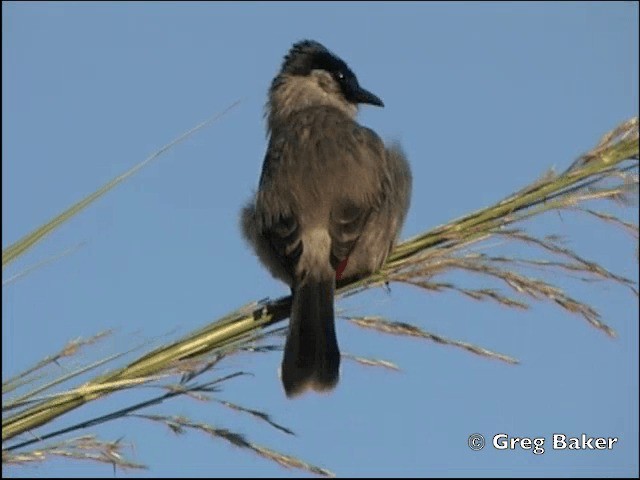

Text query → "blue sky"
[2,2,638,478]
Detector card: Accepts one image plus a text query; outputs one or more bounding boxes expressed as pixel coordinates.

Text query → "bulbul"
[241,40,412,397]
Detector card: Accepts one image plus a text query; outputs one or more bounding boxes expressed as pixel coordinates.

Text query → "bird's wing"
[255,135,304,279]
[326,124,388,271]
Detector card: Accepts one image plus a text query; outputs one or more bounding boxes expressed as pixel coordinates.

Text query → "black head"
[279,40,384,107]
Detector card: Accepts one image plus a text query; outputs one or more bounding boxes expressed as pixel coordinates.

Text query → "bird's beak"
[354,86,384,107]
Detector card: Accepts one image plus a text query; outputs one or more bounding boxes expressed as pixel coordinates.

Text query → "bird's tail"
[281,277,340,397]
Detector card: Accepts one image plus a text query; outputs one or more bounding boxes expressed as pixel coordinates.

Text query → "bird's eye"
[336,71,345,81]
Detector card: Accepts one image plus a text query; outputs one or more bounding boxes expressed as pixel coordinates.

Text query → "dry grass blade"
[402,254,617,336]
[574,207,639,237]
[3,331,113,395]
[132,415,334,477]
[394,276,531,309]
[2,435,145,470]
[346,316,519,365]
[2,242,86,286]
[503,230,638,295]
[213,398,295,435]
[341,353,401,371]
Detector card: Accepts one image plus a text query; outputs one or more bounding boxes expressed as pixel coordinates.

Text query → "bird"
[241,40,412,397]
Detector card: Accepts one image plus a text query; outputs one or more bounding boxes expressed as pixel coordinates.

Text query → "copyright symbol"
[468,433,485,451]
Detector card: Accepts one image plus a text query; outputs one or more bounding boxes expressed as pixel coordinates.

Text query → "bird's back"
[259,105,388,230]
